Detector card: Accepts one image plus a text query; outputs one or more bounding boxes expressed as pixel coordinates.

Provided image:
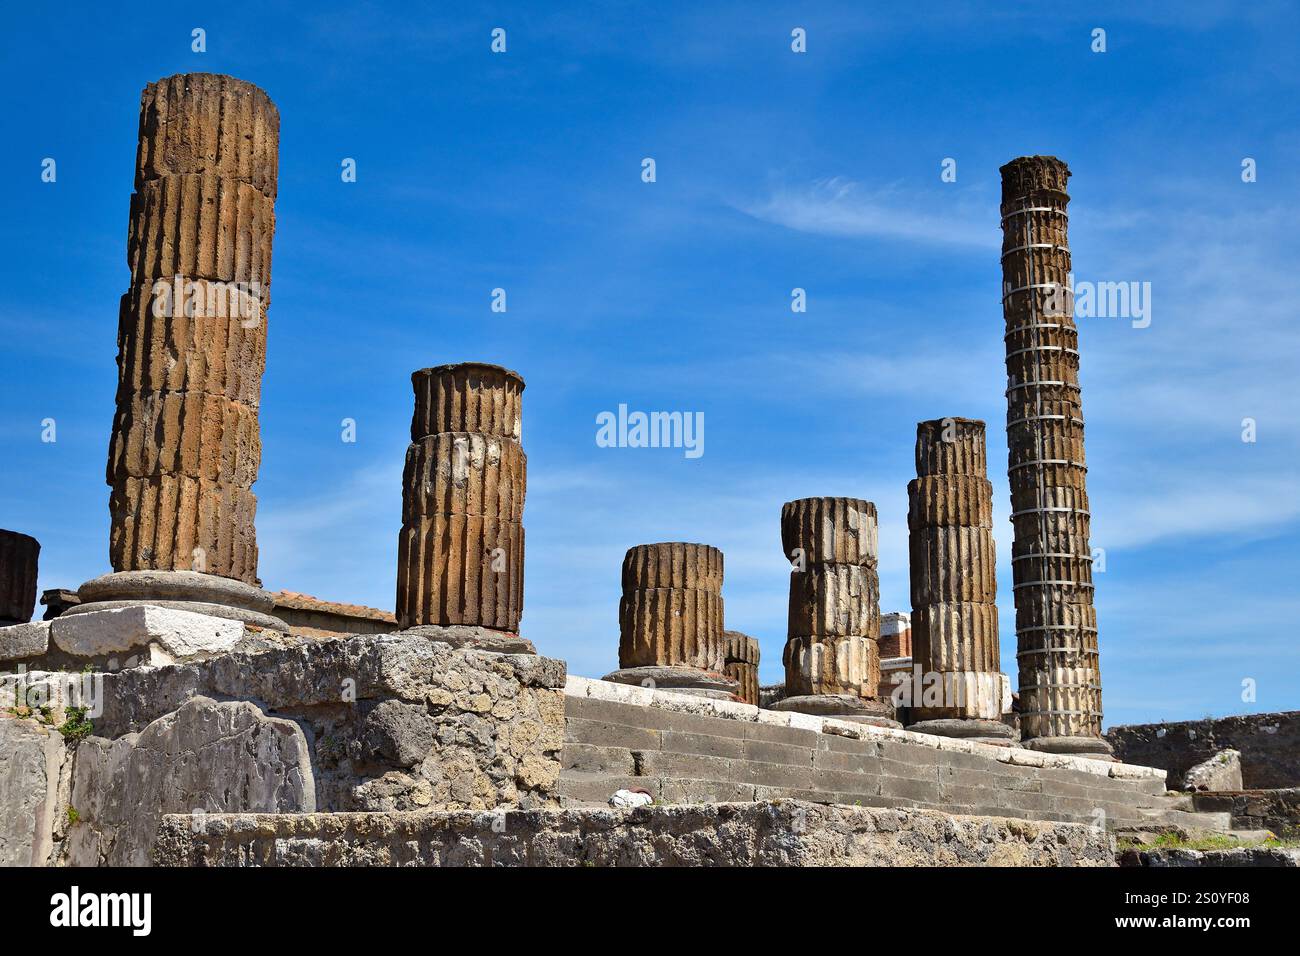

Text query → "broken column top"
[914,418,987,478]
[410,362,524,441]
[622,542,723,592]
[1000,156,1070,201]
[780,497,878,566]
[0,529,40,625]
[136,73,280,199]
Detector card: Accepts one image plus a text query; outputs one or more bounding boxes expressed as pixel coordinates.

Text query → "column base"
[1021,735,1116,761]
[69,571,288,633]
[906,718,1019,747]
[602,665,740,700]
[771,694,902,729]
[398,624,535,655]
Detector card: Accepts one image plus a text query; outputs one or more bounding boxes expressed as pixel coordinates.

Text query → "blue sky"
[2,2,1297,727]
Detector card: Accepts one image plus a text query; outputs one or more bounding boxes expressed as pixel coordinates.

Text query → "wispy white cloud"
[735,176,997,248]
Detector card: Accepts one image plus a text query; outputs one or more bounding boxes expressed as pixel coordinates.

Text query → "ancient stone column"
[775,497,897,726]
[396,363,527,644]
[723,630,760,705]
[70,74,286,632]
[604,543,738,698]
[1000,156,1109,758]
[905,419,1014,744]
[0,530,40,625]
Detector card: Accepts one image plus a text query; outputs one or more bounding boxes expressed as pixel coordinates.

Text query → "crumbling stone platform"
[559,677,1219,834]
[153,800,1116,867]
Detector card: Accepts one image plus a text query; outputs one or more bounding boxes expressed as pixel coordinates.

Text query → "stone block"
[617,587,723,671]
[49,605,244,660]
[908,526,997,604]
[780,497,878,566]
[401,432,526,523]
[907,475,994,530]
[395,513,523,630]
[109,474,259,583]
[67,696,312,866]
[783,634,880,697]
[127,172,275,286]
[913,418,987,478]
[621,542,724,592]
[135,73,279,198]
[107,389,261,486]
[0,621,51,662]
[1183,749,1243,792]
[0,716,68,866]
[409,362,523,441]
[911,601,1000,673]
[114,283,267,406]
[787,563,880,637]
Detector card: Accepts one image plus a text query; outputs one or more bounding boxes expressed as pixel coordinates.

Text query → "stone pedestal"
[88,73,286,632]
[780,498,894,724]
[602,665,739,700]
[907,718,1018,747]
[1000,156,1109,758]
[771,694,901,729]
[396,363,527,636]
[723,630,760,705]
[0,530,39,625]
[905,419,1012,736]
[68,570,285,632]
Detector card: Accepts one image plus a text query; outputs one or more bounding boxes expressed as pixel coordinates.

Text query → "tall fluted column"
[905,419,1014,744]
[604,543,738,699]
[70,74,286,632]
[775,497,898,726]
[0,531,40,625]
[1000,156,1109,757]
[397,363,526,636]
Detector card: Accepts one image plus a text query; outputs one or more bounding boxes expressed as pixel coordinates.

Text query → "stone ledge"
[563,675,1166,782]
[155,799,1116,867]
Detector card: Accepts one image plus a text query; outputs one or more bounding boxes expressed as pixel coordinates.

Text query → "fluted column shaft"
[618,542,724,671]
[1000,156,1104,746]
[107,73,279,584]
[396,363,526,631]
[908,418,1004,720]
[781,497,881,698]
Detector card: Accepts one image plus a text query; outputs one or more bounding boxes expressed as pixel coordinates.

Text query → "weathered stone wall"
[559,680,1188,832]
[1107,712,1300,789]
[154,801,1116,867]
[1191,789,1300,838]
[6,633,565,866]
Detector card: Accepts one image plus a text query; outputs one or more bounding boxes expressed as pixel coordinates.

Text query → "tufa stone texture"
[135,73,279,198]
[1000,156,1106,751]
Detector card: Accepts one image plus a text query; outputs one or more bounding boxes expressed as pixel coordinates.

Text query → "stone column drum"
[396,363,526,639]
[776,497,897,726]
[71,73,286,632]
[1000,156,1109,758]
[905,418,1014,744]
[0,530,40,625]
[723,630,760,705]
[604,543,739,699]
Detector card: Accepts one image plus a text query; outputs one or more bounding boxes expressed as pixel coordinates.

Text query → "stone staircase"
[559,692,1237,835]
